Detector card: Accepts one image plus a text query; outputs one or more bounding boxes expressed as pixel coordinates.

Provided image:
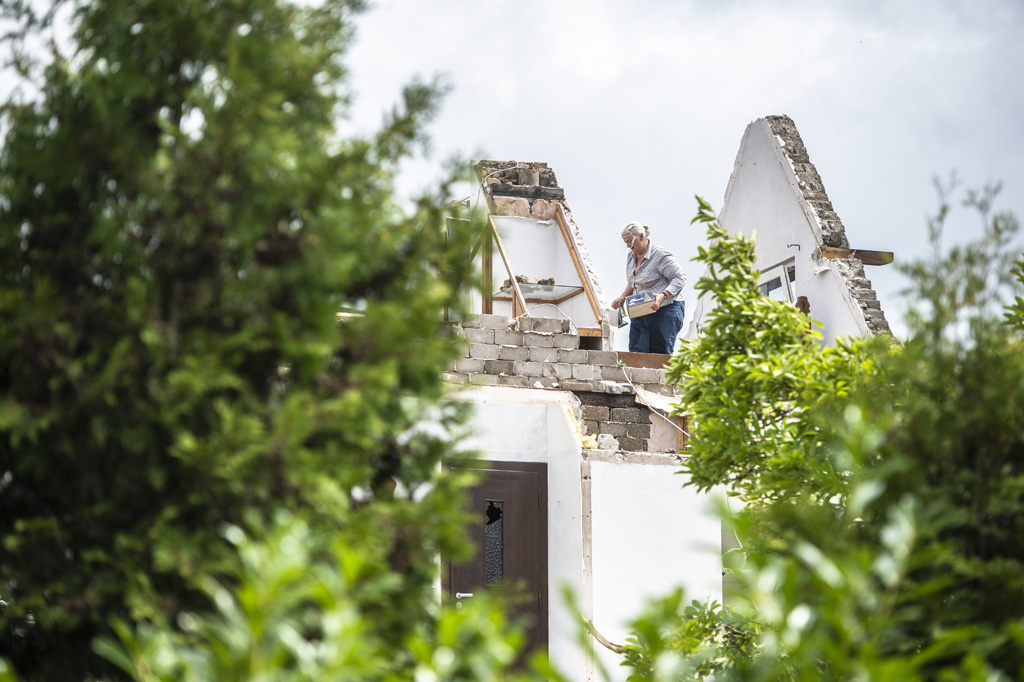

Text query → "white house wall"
[588,455,723,678]
[456,387,588,678]
[455,386,722,682]
[688,118,869,346]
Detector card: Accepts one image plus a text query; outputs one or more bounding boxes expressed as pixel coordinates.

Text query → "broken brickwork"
[445,313,681,453]
[764,115,893,336]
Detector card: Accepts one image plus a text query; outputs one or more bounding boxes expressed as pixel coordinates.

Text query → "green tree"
[665,196,882,510]
[624,190,1024,681]
[0,1,506,680]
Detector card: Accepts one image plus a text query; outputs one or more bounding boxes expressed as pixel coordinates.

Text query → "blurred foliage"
[0,0,527,680]
[621,592,759,681]
[624,189,1024,681]
[93,512,531,682]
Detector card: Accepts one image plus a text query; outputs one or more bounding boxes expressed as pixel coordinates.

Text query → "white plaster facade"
[455,387,722,682]
[685,116,892,346]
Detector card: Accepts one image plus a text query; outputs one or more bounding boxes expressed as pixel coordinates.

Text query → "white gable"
[686,116,892,346]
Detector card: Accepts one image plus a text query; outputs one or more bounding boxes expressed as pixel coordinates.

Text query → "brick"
[454,357,485,373]
[641,382,681,397]
[464,328,495,344]
[560,380,595,392]
[582,405,609,421]
[625,367,664,384]
[559,349,589,364]
[442,372,469,384]
[596,380,628,394]
[850,287,876,300]
[478,314,511,330]
[531,317,563,334]
[531,198,557,220]
[513,361,545,377]
[529,347,560,362]
[572,364,597,380]
[544,363,573,380]
[498,345,530,361]
[532,377,560,389]
[468,344,500,360]
[494,330,524,345]
[583,420,598,435]
[516,316,534,332]
[524,332,555,348]
[600,366,627,382]
[493,196,531,217]
[618,436,644,452]
[553,334,580,350]
[626,423,652,439]
[483,360,515,375]
[610,407,649,423]
[498,374,530,388]
[587,350,618,366]
[470,373,499,386]
[599,422,628,437]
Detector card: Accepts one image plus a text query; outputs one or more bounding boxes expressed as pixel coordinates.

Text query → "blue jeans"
[629,300,684,354]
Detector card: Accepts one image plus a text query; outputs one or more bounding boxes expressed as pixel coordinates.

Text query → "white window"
[758,261,796,303]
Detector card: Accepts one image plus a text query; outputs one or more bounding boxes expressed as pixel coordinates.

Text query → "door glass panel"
[485,500,503,585]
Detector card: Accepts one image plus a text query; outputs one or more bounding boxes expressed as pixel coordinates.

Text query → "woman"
[611,222,686,354]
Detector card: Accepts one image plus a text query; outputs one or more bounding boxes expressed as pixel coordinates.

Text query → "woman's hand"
[653,292,666,311]
[612,296,626,310]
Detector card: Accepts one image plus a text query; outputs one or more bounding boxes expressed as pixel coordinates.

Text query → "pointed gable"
[688,115,892,344]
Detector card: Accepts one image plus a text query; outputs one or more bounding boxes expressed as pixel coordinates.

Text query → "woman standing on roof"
[611,221,686,354]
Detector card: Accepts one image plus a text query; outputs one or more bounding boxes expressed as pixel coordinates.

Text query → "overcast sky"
[345,0,1024,347]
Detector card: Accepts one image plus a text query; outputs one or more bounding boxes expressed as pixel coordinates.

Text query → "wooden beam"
[820,246,894,266]
[554,206,604,324]
[675,415,689,452]
[482,225,493,314]
[577,327,602,337]
[488,215,528,318]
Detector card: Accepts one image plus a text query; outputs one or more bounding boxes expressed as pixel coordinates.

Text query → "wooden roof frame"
[553,205,603,325]
[483,209,605,331]
[487,215,528,318]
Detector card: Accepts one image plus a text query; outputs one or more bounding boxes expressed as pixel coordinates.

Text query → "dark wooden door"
[446,461,548,656]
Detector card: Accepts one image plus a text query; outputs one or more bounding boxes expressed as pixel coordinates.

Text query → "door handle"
[455,592,474,599]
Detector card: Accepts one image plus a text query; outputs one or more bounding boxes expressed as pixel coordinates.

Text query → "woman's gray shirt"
[626,244,686,300]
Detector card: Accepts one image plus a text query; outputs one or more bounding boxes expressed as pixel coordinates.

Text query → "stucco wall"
[686,118,871,346]
[456,386,721,681]
[588,456,722,677]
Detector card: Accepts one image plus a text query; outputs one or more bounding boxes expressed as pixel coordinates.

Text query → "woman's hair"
[621,221,650,241]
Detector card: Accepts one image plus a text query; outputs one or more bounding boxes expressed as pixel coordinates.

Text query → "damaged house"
[686,114,893,344]
[441,116,893,681]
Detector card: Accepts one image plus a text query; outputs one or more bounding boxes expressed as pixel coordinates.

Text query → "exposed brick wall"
[765,115,849,250]
[765,115,893,338]
[444,314,682,452]
[833,259,892,335]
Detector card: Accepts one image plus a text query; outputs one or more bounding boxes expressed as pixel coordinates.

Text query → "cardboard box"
[626,292,658,319]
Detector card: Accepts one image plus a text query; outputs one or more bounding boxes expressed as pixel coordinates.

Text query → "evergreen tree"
[0,1,504,679]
